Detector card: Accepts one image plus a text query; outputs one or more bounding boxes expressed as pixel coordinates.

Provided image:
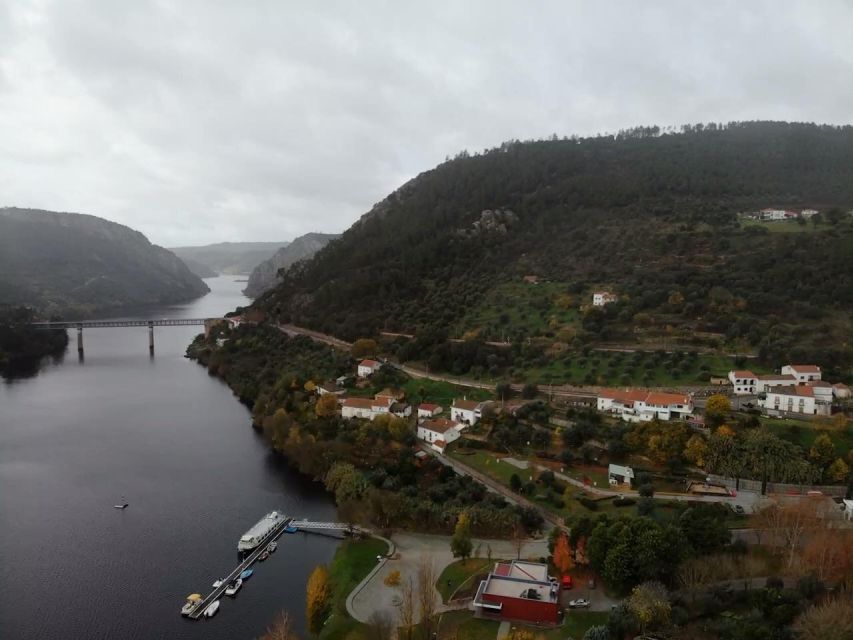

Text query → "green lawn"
[542,611,610,640]
[760,416,853,453]
[320,537,390,640]
[741,219,822,233]
[438,610,500,640]
[403,377,492,407]
[436,558,493,602]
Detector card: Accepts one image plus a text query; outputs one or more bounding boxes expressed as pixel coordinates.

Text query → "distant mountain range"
[243,232,340,298]
[169,241,291,276]
[0,207,209,317]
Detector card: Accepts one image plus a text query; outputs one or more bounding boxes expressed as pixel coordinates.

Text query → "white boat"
[268,541,277,553]
[180,594,202,616]
[114,496,128,509]
[237,511,286,552]
[259,550,270,562]
[212,579,223,588]
[203,600,220,618]
[225,579,242,597]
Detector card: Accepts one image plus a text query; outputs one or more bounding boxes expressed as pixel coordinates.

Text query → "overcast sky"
[1,1,852,246]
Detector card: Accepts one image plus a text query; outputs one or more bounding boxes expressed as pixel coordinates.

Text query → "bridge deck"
[187,516,292,620]
[32,318,218,329]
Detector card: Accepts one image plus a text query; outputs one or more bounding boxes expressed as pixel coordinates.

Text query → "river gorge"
[0,276,337,640]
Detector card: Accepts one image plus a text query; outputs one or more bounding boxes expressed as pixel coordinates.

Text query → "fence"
[708,474,846,498]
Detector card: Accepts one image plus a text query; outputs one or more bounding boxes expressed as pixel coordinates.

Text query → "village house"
[761,385,831,416]
[592,291,617,306]
[340,394,395,420]
[833,383,851,399]
[450,399,486,425]
[728,370,758,395]
[356,359,382,378]
[472,560,560,625]
[755,373,797,394]
[801,209,819,218]
[316,382,346,396]
[597,389,693,422]
[608,463,634,486]
[417,403,442,418]
[781,364,821,383]
[390,402,411,418]
[807,380,833,403]
[417,418,463,453]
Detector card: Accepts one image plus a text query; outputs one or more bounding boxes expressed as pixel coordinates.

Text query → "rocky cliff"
[243,232,340,298]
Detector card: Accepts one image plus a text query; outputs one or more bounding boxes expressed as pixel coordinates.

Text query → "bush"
[638,483,655,498]
[578,497,599,511]
[613,497,636,507]
[637,497,655,515]
[766,576,784,590]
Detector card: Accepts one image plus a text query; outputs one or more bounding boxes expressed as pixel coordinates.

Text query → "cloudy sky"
[1,1,852,246]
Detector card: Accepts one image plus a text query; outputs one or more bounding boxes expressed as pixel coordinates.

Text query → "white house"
[450,399,485,425]
[833,383,851,399]
[759,208,788,221]
[843,499,853,522]
[755,374,797,394]
[608,464,634,486]
[597,389,693,422]
[781,364,821,383]
[391,402,412,418]
[341,397,376,420]
[807,381,834,403]
[317,382,345,396]
[728,370,758,395]
[417,418,463,453]
[417,403,442,418]
[761,385,830,416]
[801,209,819,218]
[592,291,617,307]
[357,359,382,378]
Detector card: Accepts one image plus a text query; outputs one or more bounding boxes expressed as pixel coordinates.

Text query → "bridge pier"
[76,326,83,354]
[148,322,154,354]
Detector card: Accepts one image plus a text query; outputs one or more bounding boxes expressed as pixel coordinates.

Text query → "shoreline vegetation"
[0,306,68,379]
[187,322,544,539]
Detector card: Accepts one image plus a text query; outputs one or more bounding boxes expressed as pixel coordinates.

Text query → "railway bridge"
[31,318,227,354]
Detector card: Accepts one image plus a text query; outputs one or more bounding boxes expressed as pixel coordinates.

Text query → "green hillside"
[258,122,853,380]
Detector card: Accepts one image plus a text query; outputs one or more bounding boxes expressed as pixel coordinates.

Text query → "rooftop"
[419,403,441,411]
[421,418,459,434]
[758,373,796,381]
[768,385,814,397]
[477,561,557,604]
[359,359,380,368]
[731,370,757,378]
[787,364,821,373]
[452,399,482,411]
[343,397,374,409]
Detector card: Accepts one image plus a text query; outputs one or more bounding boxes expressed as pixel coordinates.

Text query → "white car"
[568,598,590,608]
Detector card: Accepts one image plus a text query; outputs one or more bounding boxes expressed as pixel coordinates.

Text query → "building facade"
[473,561,560,624]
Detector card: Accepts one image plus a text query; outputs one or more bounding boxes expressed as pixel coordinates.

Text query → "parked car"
[734,505,745,515]
[568,598,590,608]
[561,575,573,590]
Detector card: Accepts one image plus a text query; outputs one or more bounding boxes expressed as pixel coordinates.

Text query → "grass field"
[741,219,824,233]
[760,416,853,454]
[436,558,493,602]
[438,610,500,640]
[320,537,389,640]
[402,377,492,407]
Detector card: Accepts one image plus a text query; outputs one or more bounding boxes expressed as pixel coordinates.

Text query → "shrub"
[637,497,655,515]
[578,497,599,511]
[613,497,636,507]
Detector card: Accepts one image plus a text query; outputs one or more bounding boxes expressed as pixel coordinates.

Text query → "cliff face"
[243,232,339,298]
[0,207,210,317]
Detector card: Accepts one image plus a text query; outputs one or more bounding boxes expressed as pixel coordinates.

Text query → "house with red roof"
[417,403,443,418]
[417,418,463,453]
[781,364,822,383]
[450,399,487,425]
[597,389,693,422]
[728,370,758,395]
[357,359,382,378]
[472,560,560,624]
[761,385,830,416]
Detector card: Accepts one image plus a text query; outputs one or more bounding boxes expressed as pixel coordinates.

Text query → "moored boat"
[181,593,202,616]
[237,511,286,552]
[224,579,242,597]
[268,541,277,553]
[259,550,270,561]
[203,600,220,618]
[212,578,223,588]
[239,569,253,580]
[284,525,298,534]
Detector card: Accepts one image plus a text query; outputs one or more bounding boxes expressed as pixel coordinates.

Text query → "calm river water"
[0,276,338,640]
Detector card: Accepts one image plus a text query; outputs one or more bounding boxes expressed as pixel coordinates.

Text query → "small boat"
[212,579,223,588]
[268,541,277,553]
[239,569,253,580]
[203,600,220,618]
[181,593,202,616]
[259,550,270,562]
[225,579,242,597]
[114,496,128,509]
[284,525,298,534]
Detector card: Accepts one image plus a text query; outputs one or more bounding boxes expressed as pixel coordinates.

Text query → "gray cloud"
[1,0,852,245]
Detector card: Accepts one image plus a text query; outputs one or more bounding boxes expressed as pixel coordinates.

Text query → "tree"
[510,473,522,492]
[800,529,853,583]
[260,611,299,640]
[626,581,671,634]
[384,569,401,587]
[366,610,394,640]
[683,434,709,468]
[760,498,822,569]
[324,462,367,503]
[809,434,836,470]
[351,338,378,358]
[305,565,331,636]
[826,458,850,483]
[552,532,573,575]
[451,511,473,560]
[521,383,539,399]
[705,394,731,427]
[792,595,853,640]
[416,557,437,639]
[511,519,525,559]
[396,576,416,640]
[495,382,513,401]
[304,380,317,393]
[582,626,611,640]
[315,393,339,417]
[678,557,713,603]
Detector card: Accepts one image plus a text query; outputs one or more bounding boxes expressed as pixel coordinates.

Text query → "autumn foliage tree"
[351,338,379,358]
[451,511,473,560]
[315,392,339,417]
[704,394,731,427]
[552,532,573,576]
[305,564,331,636]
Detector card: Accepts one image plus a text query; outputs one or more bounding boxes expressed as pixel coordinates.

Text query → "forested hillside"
[169,241,290,275]
[0,208,209,317]
[258,122,853,379]
[243,232,340,298]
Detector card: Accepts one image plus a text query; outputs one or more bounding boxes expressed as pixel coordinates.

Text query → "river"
[0,276,338,640]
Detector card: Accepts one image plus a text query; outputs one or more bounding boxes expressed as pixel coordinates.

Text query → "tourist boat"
[237,511,286,552]
[224,579,242,597]
[259,550,270,562]
[181,594,202,616]
[268,541,277,553]
[212,578,223,588]
[203,600,220,618]
[239,569,253,580]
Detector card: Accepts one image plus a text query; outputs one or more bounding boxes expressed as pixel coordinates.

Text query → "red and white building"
[473,560,560,624]
[340,395,395,420]
[597,389,693,422]
[450,399,486,425]
[728,370,758,395]
[357,359,382,378]
[417,403,443,418]
[592,291,618,307]
[755,373,797,394]
[761,385,831,416]
[417,418,463,453]
[781,364,821,383]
